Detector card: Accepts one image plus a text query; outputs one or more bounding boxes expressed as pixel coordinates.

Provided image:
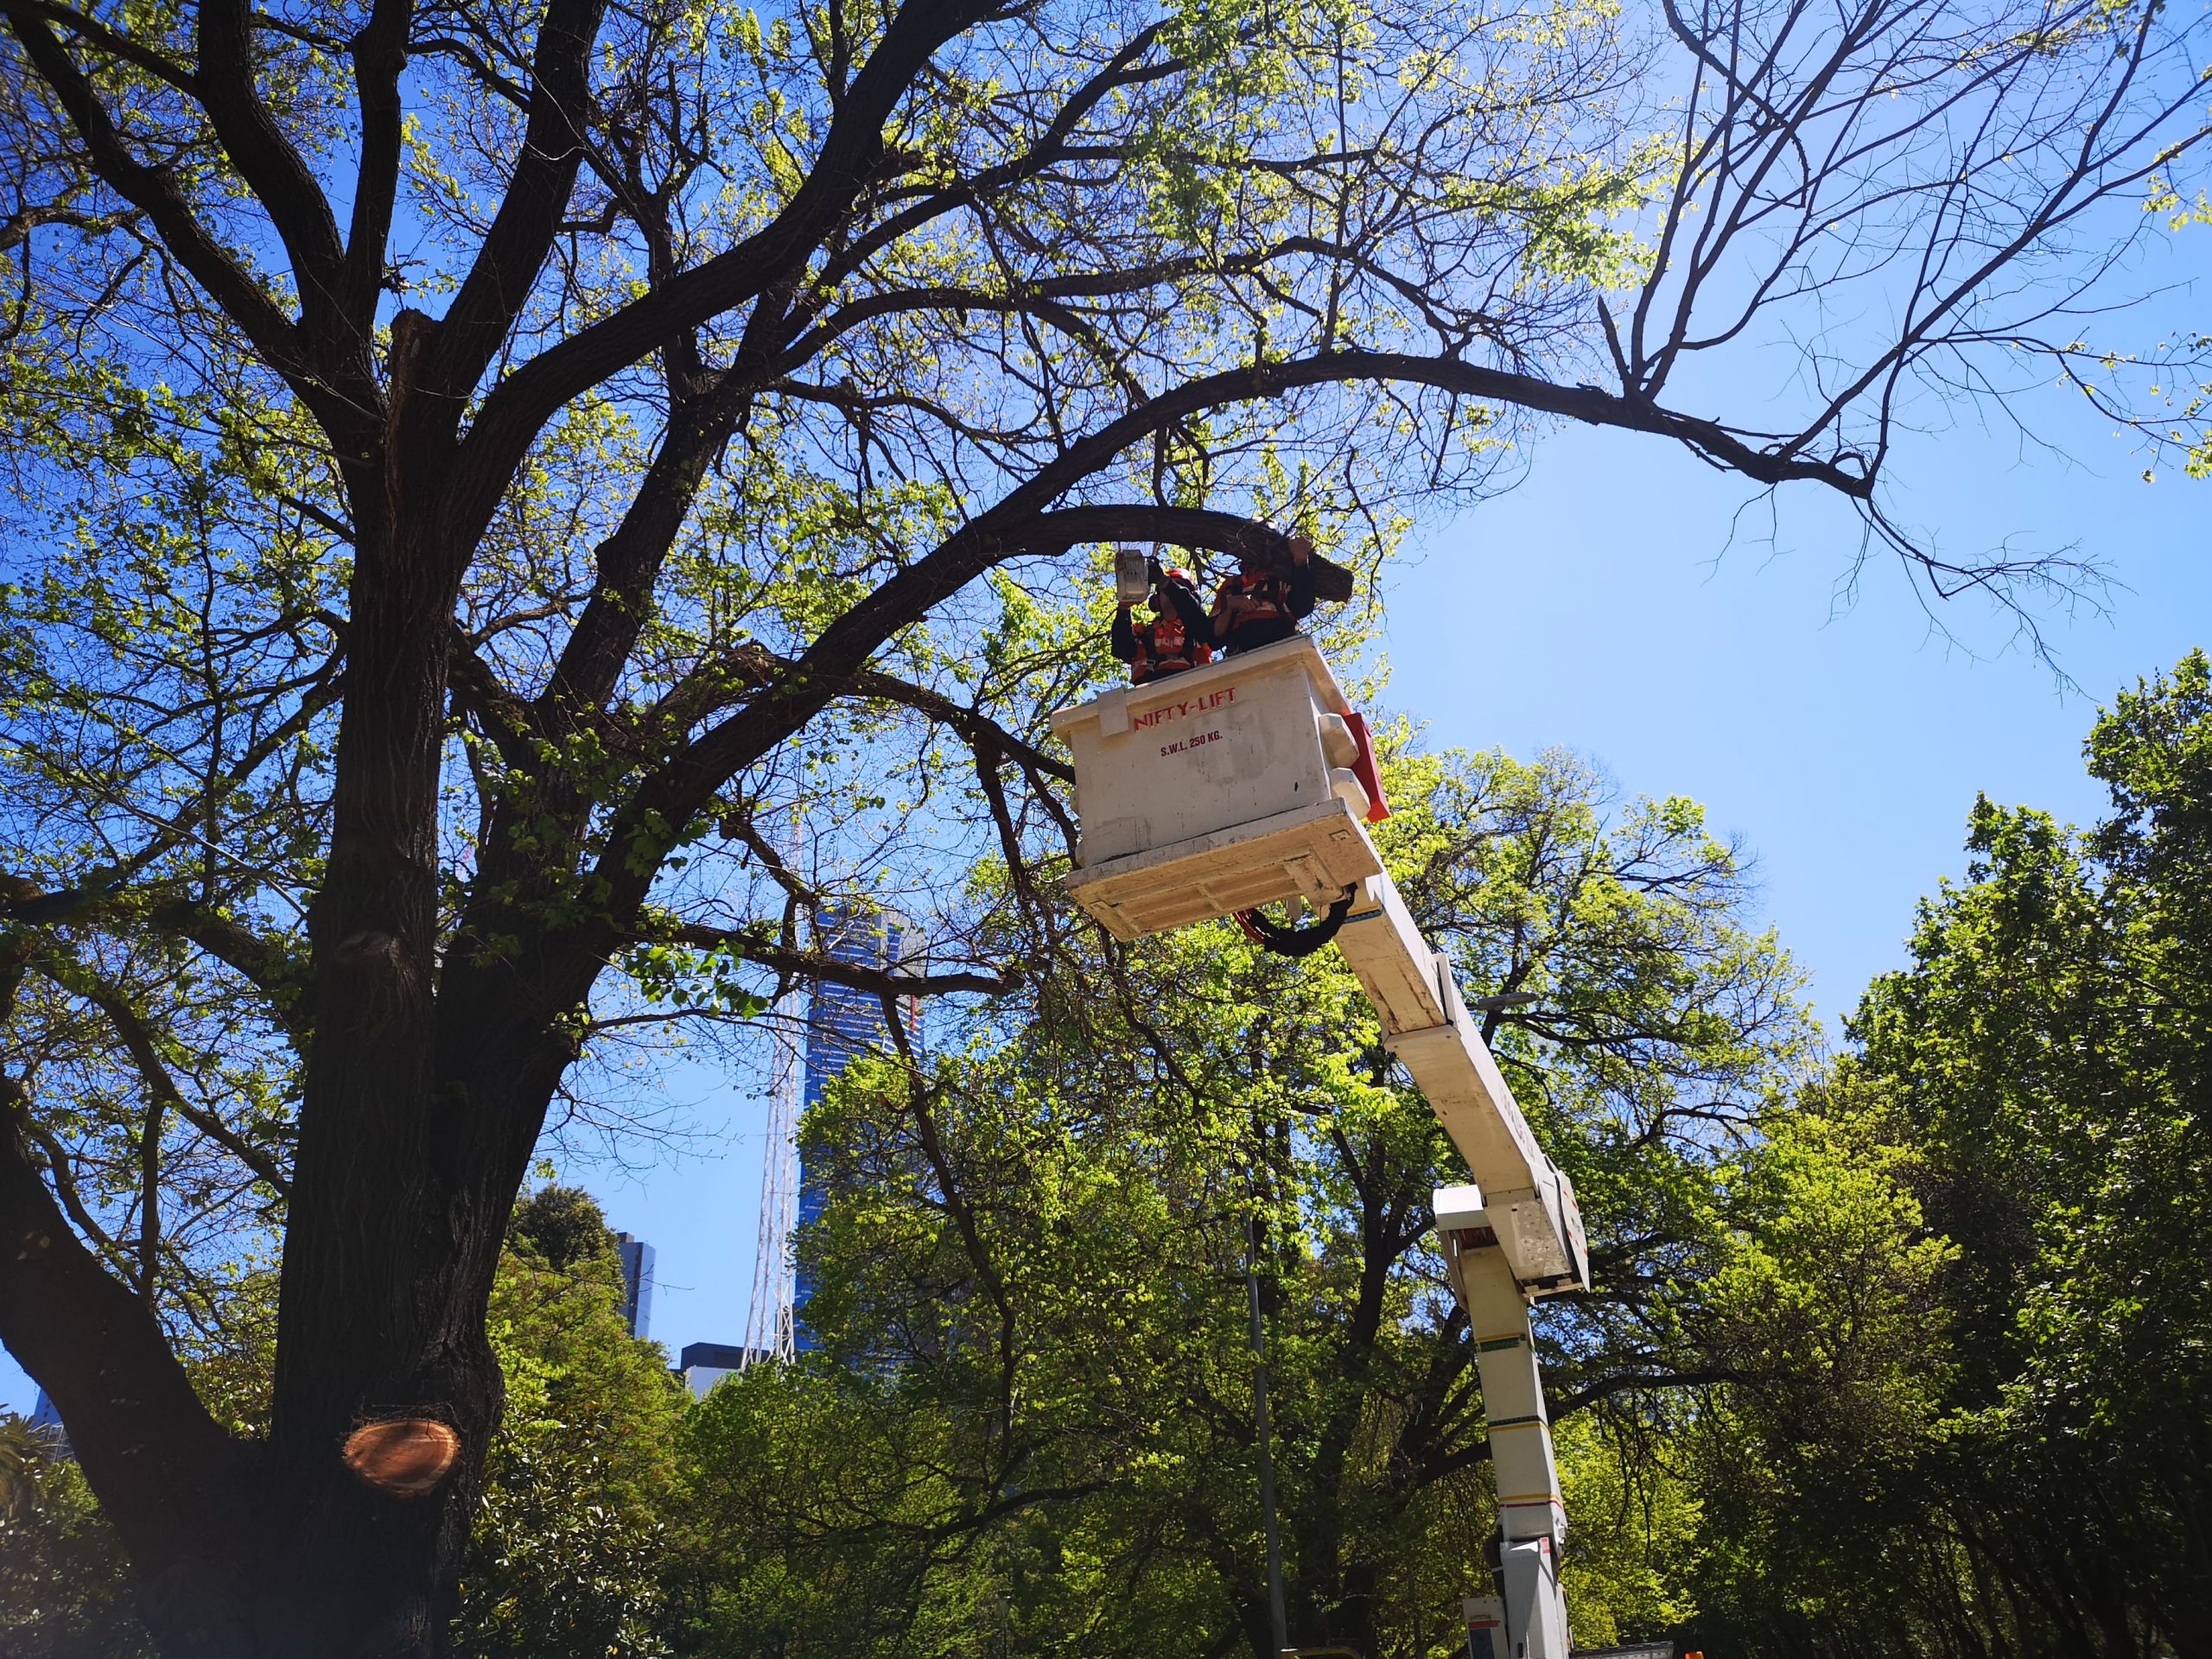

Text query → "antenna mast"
[740,1006,801,1364]
[741,817,804,1366]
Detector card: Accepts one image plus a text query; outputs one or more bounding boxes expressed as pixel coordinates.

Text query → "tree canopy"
[1796,652,2212,1657]
[9,666,2212,1656]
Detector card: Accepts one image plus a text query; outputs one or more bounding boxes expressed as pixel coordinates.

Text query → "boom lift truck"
[1051,633,1591,1659]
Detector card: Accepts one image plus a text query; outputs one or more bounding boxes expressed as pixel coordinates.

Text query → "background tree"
[1685,651,2212,1659]
[1675,1092,1961,1658]
[455,1185,686,1659]
[1,0,2207,1651]
[0,1414,155,1659]
[680,664,2212,1659]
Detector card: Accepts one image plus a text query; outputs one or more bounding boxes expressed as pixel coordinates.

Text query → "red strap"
[1344,710,1390,823]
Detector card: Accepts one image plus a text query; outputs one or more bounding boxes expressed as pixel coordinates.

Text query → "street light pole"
[1247,1171,1289,1655]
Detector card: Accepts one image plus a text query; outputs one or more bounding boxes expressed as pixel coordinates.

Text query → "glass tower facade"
[794,902,918,1352]
[614,1232,654,1339]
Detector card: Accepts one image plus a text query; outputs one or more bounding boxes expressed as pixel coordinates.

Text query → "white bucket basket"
[1052,636,1382,941]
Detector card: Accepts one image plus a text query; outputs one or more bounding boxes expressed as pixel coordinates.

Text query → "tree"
[1847,652,2212,1657]
[1682,652,2212,1659]
[671,741,1810,1657]
[0,1413,156,1659]
[0,0,2205,1651]
[454,1186,686,1659]
[1675,1090,1962,1659]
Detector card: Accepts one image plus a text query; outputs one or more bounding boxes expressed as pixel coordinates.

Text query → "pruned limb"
[146,902,308,1032]
[446,626,542,777]
[712,806,821,911]
[0,199,143,251]
[2,867,309,1036]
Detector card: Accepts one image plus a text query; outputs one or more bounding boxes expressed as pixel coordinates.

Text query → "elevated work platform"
[1053,636,1588,1659]
[1058,798,1381,941]
[1052,636,1385,939]
[1052,639,1586,1299]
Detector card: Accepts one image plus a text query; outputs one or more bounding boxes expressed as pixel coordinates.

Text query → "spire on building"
[741,988,802,1368]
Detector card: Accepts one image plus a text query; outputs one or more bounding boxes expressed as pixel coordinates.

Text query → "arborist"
[1212,534,1316,656]
[1112,558,1215,684]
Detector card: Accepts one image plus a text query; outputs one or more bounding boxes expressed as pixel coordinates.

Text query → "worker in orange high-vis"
[1111,558,1215,684]
[1211,532,1317,656]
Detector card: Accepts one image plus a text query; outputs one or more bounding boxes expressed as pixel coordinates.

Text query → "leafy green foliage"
[0,1416,153,1659]
[2,0,2205,1643]
[1692,652,2212,1658]
[455,1188,689,1659]
[1676,1095,1957,1652]
[23,656,2212,1659]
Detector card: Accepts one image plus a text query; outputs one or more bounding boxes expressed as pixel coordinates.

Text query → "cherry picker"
[1051,632,1588,1659]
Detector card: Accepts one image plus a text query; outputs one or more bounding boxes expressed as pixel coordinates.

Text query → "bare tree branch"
[194,0,346,316]
[3,9,325,411]
[447,0,1006,541]
[68,965,293,1197]
[651,921,1020,1001]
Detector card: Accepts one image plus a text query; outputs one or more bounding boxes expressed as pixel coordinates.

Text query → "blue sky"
[9,309,2209,1421]
[1391,400,2212,1027]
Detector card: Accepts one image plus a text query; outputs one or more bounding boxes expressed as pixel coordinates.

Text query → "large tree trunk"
[2,1027,565,1659]
[255,492,486,1650]
[86,486,588,1656]
[92,1014,576,1658]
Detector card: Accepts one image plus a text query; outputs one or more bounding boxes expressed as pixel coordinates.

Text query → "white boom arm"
[1052,637,1587,1659]
[1340,874,1581,1659]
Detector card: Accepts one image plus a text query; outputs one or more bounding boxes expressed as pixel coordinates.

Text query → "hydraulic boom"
[1052,637,1589,1659]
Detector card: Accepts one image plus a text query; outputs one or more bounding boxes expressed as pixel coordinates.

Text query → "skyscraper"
[793,902,919,1352]
[614,1231,655,1339]
[28,1388,69,1458]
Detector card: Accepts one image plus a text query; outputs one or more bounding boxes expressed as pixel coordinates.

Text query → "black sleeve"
[1110,605,1136,663]
[1286,559,1317,620]
[1163,582,1211,637]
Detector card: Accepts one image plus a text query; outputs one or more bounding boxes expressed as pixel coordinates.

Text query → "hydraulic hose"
[1234,891,1357,958]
